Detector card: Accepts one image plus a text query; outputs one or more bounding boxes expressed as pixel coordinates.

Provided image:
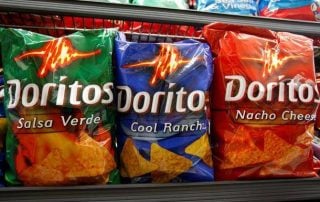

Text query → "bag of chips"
[197,0,258,16]
[259,0,320,21]
[204,23,318,180]
[1,28,119,186]
[115,33,214,183]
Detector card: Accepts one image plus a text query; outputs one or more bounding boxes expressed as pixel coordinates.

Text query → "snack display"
[204,23,318,180]
[197,0,258,16]
[115,33,214,183]
[259,0,320,21]
[1,28,119,186]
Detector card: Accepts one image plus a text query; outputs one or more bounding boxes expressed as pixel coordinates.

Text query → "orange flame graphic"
[242,42,301,77]
[124,44,199,86]
[15,38,101,78]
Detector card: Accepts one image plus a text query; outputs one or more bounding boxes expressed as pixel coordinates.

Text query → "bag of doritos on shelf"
[0,28,119,186]
[115,32,214,183]
[196,0,258,16]
[204,23,318,180]
[259,0,320,21]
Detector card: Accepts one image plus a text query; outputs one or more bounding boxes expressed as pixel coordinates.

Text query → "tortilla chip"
[19,149,65,186]
[120,138,158,178]
[20,165,64,186]
[151,143,192,183]
[264,132,305,167]
[64,131,115,183]
[185,134,213,167]
[220,130,272,169]
[39,149,64,169]
[19,131,115,185]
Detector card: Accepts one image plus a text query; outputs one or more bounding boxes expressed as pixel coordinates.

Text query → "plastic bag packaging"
[204,23,318,180]
[131,0,189,9]
[115,32,214,183]
[259,0,320,21]
[197,0,258,16]
[1,28,119,186]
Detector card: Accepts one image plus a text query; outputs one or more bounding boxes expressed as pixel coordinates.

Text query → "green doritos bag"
[0,28,119,186]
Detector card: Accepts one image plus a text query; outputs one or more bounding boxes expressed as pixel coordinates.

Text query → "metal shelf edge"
[0,178,320,201]
[0,0,319,35]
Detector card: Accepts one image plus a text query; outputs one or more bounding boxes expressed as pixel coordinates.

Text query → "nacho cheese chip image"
[120,138,158,178]
[185,134,213,167]
[220,128,272,170]
[151,143,192,183]
[260,130,311,176]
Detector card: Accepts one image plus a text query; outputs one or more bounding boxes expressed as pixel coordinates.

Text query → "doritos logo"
[116,83,205,114]
[225,42,319,104]
[225,75,320,103]
[124,44,199,86]
[15,38,101,78]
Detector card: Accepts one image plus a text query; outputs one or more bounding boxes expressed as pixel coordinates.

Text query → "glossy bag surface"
[115,33,214,183]
[1,28,119,186]
[197,0,258,16]
[204,23,318,180]
[259,0,320,21]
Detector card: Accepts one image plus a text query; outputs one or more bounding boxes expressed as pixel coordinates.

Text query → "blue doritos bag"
[259,0,320,21]
[115,33,214,183]
[197,0,258,16]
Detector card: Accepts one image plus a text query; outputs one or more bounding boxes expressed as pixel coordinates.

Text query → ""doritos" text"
[117,83,205,114]
[7,76,114,108]
[225,75,320,103]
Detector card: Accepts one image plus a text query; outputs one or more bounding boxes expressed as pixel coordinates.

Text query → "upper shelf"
[0,0,319,36]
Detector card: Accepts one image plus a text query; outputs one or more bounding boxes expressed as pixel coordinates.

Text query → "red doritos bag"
[204,23,318,180]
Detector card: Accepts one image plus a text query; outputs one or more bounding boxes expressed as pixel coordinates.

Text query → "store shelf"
[1,1,320,202]
[0,0,320,36]
[0,178,319,201]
